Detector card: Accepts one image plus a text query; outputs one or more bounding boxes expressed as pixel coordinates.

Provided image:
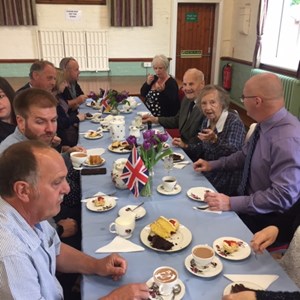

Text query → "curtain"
[111,0,153,27]
[252,0,268,68]
[0,0,37,26]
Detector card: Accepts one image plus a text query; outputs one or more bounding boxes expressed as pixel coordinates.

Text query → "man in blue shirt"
[0,141,149,300]
[193,73,300,238]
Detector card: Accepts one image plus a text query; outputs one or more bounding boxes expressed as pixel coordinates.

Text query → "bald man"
[142,68,205,143]
[193,73,300,238]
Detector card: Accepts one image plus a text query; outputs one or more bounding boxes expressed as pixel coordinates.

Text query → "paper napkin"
[173,161,191,169]
[96,236,145,253]
[224,274,279,290]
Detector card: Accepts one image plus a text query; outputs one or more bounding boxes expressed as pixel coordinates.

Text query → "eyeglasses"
[240,95,257,103]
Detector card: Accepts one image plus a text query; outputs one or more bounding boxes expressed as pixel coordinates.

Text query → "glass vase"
[110,106,120,115]
[140,169,153,197]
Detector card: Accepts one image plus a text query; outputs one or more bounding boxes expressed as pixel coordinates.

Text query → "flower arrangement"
[126,130,173,196]
[102,89,129,113]
[87,89,129,113]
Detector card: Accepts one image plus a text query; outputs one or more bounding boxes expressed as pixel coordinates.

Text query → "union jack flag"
[100,98,110,112]
[120,146,149,197]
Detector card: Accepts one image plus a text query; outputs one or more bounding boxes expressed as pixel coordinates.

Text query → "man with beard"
[0,88,82,299]
[59,57,87,110]
[142,68,205,144]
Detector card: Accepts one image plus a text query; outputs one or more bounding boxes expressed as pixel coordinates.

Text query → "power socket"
[143,62,152,68]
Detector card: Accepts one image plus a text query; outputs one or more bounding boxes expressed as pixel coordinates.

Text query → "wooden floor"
[7,76,147,96]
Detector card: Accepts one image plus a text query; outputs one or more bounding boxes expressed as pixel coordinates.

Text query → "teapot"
[111,158,128,189]
[110,119,125,141]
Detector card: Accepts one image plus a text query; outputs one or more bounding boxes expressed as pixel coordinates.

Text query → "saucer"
[184,254,223,278]
[146,277,185,300]
[118,205,146,220]
[157,184,182,195]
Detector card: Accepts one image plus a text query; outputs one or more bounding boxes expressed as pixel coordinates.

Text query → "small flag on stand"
[100,98,110,113]
[120,146,149,197]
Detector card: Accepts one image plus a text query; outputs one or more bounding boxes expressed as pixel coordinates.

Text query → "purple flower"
[143,129,155,140]
[126,135,137,146]
[157,132,168,143]
[143,140,152,151]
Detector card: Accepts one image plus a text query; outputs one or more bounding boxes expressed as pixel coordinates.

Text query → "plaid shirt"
[186,111,245,195]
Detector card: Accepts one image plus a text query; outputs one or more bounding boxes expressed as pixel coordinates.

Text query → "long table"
[79,99,299,299]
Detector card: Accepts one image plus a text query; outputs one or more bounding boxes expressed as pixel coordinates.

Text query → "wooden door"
[176,3,215,83]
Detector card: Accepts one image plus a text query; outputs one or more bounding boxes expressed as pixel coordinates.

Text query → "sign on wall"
[185,12,198,22]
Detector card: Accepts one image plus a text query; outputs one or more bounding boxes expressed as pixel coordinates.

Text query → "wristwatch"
[56,224,64,237]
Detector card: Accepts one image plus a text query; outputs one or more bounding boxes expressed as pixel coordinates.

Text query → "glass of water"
[163,155,174,175]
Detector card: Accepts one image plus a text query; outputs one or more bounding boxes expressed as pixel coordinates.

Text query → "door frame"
[170,0,224,84]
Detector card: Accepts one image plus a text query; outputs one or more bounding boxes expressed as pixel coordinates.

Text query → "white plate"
[157,184,182,195]
[86,197,116,212]
[162,143,170,150]
[120,109,133,114]
[140,224,192,252]
[100,124,110,132]
[83,158,106,167]
[147,277,185,300]
[118,205,146,220]
[91,116,104,123]
[213,237,251,260]
[184,254,223,278]
[223,281,264,296]
[108,144,132,153]
[187,187,215,202]
[137,111,151,117]
[84,132,103,140]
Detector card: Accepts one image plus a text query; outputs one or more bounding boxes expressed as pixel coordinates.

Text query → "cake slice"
[150,216,177,239]
[93,196,105,207]
[148,234,174,250]
[223,240,239,253]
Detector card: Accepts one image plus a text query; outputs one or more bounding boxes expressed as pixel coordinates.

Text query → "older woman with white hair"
[173,84,245,195]
[140,54,180,117]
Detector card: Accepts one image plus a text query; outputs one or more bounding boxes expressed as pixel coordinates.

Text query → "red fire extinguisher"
[222,63,232,91]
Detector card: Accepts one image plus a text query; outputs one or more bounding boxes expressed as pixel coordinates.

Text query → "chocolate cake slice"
[231,284,257,293]
[148,234,174,250]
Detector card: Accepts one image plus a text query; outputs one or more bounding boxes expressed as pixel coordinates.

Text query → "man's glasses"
[240,95,257,103]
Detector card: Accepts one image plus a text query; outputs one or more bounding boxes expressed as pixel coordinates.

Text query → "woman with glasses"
[0,77,16,143]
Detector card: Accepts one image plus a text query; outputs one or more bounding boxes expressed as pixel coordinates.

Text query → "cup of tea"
[109,213,136,239]
[70,151,87,168]
[153,266,178,296]
[162,176,177,192]
[192,244,215,268]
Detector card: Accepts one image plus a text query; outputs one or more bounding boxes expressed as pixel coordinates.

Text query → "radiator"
[38,30,109,71]
[250,69,300,118]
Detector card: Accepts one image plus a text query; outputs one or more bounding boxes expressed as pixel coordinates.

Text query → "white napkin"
[173,161,191,169]
[96,236,145,253]
[224,274,279,289]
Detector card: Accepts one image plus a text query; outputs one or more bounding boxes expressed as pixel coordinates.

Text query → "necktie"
[189,101,195,113]
[237,124,260,195]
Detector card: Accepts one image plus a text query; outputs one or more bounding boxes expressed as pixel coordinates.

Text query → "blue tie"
[237,124,260,195]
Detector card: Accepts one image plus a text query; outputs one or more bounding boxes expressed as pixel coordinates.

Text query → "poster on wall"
[65,10,82,21]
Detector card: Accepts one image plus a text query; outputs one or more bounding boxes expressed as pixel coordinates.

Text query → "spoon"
[193,205,209,211]
[126,202,144,212]
[171,284,182,300]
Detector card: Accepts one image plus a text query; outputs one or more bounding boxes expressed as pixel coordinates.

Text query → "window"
[261,0,300,71]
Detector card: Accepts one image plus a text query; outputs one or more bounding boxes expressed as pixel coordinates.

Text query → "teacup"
[109,213,136,238]
[153,266,178,296]
[162,176,177,192]
[70,151,88,168]
[192,244,215,268]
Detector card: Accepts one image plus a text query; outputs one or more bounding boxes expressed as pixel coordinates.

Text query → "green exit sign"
[186,12,198,22]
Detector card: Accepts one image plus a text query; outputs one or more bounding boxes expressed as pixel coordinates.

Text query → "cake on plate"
[93,196,105,207]
[150,216,178,239]
[223,240,239,253]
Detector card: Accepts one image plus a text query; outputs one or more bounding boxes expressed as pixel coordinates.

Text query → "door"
[176,3,215,83]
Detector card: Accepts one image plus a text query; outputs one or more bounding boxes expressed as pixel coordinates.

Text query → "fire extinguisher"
[222,63,232,91]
